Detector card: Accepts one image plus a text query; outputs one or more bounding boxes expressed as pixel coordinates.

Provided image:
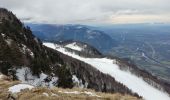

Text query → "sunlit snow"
[44,42,170,100]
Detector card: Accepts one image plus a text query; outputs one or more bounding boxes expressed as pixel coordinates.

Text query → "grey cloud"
[0,0,170,24]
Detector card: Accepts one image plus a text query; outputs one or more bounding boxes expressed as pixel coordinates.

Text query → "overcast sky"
[0,0,170,24]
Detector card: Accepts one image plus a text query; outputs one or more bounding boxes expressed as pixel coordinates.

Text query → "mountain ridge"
[27,23,117,53]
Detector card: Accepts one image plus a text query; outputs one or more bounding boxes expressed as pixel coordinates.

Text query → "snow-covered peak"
[65,42,83,51]
[43,42,56,49]
[43,42,102,57]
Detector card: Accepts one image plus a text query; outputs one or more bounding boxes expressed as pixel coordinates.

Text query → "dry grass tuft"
[0,75,20,100]
[15,87,141,100]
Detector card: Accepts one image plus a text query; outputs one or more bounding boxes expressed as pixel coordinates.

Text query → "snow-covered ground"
[65,42,83,51]
[8,84,34,93]
[16,67,58,88]
[0,74,4,79]
[44,42,170,100]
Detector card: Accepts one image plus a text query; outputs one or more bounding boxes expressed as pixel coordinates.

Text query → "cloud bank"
[0,0,170,24]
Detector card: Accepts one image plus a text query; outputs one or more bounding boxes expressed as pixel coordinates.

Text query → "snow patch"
[60,91,80,94]
[58,90,100,97]
[84,91,101,97]
[0,74,4,79]
[8,84,34,93]
[72,75,88,88]
[20,44,34,58]
[1,33,5,38]
[5,39,12,46]
[44,43,170,100]
[16,67,58,88]
[51,93,58,96]
[42,92,49,96]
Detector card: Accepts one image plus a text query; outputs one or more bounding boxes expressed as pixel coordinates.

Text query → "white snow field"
[43,43,170,100]
[8,84,34,93]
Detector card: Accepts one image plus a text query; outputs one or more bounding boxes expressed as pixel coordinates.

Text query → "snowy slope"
[65,42,83,51]
[43,42,170,100]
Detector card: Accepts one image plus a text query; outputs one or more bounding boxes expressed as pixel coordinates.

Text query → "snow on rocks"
[44,42,170,100]
[1,33,5,37]
[8,84,34,93]
[16,67,58,88]
[5,39,12,46]
[20,44,34,58]
[72,75,88,88]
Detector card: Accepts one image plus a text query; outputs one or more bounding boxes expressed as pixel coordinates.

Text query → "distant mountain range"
[27,24,117,53]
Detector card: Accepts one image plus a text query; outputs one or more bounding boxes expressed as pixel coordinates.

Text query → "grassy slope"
[0,75,140,100]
